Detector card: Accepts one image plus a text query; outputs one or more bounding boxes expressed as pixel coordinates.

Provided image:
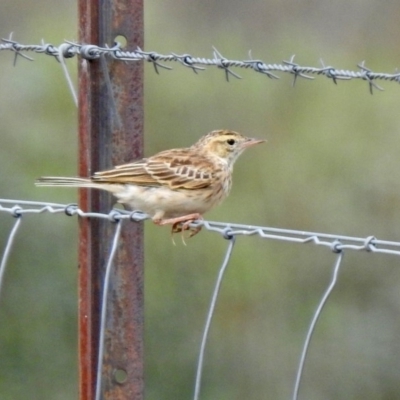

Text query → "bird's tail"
[35,176,99,188]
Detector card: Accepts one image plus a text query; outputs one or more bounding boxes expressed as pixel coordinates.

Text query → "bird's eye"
[227,139,235,146]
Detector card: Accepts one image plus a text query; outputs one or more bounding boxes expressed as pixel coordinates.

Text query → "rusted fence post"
[78,1,144,399]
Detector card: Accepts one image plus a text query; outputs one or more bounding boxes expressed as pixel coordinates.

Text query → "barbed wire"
[2,34,400,93]
[1,198,400,400]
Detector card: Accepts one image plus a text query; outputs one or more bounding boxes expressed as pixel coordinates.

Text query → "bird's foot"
[156,213,203,241]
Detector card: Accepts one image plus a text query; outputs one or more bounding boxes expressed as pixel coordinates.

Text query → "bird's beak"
[241,138,266,148]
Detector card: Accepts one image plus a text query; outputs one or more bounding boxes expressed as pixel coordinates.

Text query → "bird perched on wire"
[36,130,265,237]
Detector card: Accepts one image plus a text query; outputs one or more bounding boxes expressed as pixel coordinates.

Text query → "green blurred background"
[1,1,400,399]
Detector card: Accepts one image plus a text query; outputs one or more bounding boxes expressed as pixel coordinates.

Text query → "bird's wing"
[92,148,216,190]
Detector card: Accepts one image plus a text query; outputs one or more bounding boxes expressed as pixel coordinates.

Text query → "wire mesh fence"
[2,16,400,400]
[1,199,400,399]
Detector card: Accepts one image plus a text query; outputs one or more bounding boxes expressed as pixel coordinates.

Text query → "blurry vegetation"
[1,0,400,399]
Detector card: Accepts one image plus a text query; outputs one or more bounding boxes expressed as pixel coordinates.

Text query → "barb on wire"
[2,35,400,91]
[244,50,279,80]
[319,58,351,85]
[1,33,34,65]
[171,52,206,74]
[283,55,314,86]
[358,61,384,94]
[135,47,173,74]
[212,47,242,81]
[292,249,344,400]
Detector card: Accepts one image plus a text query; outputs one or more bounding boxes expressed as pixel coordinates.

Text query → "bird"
[36,130,265,237]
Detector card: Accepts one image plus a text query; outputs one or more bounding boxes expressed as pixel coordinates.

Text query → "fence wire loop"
[64,203,79,216]
[222,227,234,240]
[59,44,76,59]
[80,44,102,60]
[330,239,342,253]
[42,42,61,59]
[363,236,376,252]
[10,205,22,218]
[108,210,122,223]
[129,210,147,222]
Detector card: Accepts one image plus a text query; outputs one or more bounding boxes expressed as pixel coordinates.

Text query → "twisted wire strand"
[0,199,399,255]
[2,35,400,92]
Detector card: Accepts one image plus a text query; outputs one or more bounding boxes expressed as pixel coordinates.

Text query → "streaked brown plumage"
[36,130,265,236]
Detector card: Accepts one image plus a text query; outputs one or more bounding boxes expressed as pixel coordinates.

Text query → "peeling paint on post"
[78,1,144,399]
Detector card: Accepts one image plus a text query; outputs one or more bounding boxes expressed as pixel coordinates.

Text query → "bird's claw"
[171,220,202,244]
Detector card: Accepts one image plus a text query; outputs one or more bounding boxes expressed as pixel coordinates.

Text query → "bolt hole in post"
[113,368,128,384]
[114,35,127,48]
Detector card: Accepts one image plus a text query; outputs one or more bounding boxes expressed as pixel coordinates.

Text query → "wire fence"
[1,199,400,399]
[2,34,400,94]
[2,30,400,400]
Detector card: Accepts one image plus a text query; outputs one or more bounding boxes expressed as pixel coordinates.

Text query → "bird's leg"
[178,219,202,245]
[158,213,203,238]
[159,213,202,226]
[181,219,203,238]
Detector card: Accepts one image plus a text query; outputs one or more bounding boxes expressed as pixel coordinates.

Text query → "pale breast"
[112,160,233,220]
[113,184,219,219]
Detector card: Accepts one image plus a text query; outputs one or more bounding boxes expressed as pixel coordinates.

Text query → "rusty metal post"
[78,1,144,399]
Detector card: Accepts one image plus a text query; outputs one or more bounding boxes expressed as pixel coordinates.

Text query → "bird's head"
[194,130,265,165]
